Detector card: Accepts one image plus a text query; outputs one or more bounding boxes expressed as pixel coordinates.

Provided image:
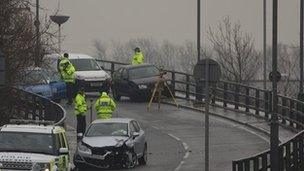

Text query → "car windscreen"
[86,123,128,137]
[70,59,100,71]
[0,132,55,155]
[19,70,47,85]
[128,66,159,79]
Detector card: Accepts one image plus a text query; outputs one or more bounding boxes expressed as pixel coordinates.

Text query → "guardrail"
[0,87,66,126]
[97,59,304,170]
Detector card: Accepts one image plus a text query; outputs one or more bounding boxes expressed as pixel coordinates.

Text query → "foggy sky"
[40,0,300,56]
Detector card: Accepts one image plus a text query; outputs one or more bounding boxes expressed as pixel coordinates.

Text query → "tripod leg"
[147,83,158,110]
[164,82,179,108]
[158,90,162,110]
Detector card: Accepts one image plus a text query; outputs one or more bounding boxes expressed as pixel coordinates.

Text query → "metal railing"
[97,59,304,170]
[0,87,66,126]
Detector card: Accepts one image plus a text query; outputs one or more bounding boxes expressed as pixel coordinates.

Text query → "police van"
[0,120,70,171]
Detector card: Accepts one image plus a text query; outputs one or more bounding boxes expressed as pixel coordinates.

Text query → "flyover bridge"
[2,59,304,171]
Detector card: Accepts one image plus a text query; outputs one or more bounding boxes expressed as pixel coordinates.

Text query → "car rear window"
[70,59,100,71]
[129,66,159,79]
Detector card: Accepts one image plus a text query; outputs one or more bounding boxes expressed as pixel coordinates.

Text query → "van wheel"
[112,88,121,101]
[138,144,147,165]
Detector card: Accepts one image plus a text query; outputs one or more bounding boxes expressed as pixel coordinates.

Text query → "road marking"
[237,126,270,143]
[168,133,181,141]
[213,117,270,143]
[151,125,160,130]
[183,151,190,160]
[182,142,189,150]
[150,125,189,171]
[174,161,185,171]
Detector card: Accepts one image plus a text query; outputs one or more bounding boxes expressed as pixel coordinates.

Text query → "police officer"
[59,53,76,105]
[74,87,87,135]
[131,46,144,65]
[94,92,116,119]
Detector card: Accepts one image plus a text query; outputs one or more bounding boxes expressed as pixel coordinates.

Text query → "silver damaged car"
[73,118,147,170]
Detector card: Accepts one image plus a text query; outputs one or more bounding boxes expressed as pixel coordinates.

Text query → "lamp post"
[50,15,70,53]
[263,0,267,90]
[270,0,279,170]
[0,51,5,88]
[34,0,40,66]
[299,0,304,102]
[197,0,201,62]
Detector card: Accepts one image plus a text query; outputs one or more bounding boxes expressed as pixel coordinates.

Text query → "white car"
[0,120,70,171]
[44,53,111,92]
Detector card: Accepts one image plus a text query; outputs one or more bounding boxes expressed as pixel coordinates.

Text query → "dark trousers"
[76,115,86,134]
[66,82,75,103]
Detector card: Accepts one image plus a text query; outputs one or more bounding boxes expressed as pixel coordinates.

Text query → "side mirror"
[132,132,140,139]
[77,133,83,140]
[59,148,69,155]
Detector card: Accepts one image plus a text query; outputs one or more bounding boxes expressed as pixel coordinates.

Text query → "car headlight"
[32,162,50,171]
[78,144,92,155]
[115,139,125,147]
[76,75,85,80]
[138,84,147,89]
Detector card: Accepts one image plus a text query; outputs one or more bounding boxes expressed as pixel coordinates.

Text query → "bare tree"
[208,17,260,83]
[0,0,57,86]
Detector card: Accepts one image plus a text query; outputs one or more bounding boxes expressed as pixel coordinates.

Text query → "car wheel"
[138,144,148,165]
[112,87,121,101]
[123,151,137,168]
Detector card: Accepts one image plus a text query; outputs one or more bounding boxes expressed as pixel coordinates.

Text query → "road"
[63,97,269,171]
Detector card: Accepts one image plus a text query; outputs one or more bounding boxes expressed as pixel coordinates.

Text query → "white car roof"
[0,124,63,134]
[44,53,95,60]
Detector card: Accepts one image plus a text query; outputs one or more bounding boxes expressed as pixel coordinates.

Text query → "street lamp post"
[34,0,40,66]
[197,0,201,62]
[270,0,279,170]
[50,15,70,53]
[299,0,304,101]
[263,0,267,90]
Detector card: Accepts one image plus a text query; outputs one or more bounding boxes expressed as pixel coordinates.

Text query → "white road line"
[183,151,190,159]
[238,126,270,143]
[174,161,185,171]
[151,125,160,130]
[182,142,189,150]
[213,117,270,143]
[168,133,181,141]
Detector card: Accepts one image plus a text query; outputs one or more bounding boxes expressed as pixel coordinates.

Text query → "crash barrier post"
[0,87,66,127]
[232,130,304,171]
[96,59,304,170]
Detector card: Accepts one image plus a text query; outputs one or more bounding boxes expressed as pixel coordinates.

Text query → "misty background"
[40,0,301,56]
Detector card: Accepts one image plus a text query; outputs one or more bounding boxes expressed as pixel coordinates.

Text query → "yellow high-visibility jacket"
[131,52,144,65]
[59,58,76,83]
[95,92,116,119]
[74,93,87,116]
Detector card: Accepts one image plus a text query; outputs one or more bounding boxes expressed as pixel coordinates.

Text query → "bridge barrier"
[96,59,304,170]
[0,87,66,126]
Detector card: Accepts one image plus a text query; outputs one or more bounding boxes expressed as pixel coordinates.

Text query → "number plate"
[90,82,102,87]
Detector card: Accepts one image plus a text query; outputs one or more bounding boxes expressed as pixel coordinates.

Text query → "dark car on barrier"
[73,118,147,170]
[111,64,172,101]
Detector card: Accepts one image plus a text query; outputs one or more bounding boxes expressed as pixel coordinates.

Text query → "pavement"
[59,95,280,171]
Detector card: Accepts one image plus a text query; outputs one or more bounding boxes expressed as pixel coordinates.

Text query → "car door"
[120,68,130,95]
[130,121,145,156]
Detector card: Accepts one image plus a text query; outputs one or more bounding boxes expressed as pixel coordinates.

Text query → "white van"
[44,54,111,92]
[0,121,70,171]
